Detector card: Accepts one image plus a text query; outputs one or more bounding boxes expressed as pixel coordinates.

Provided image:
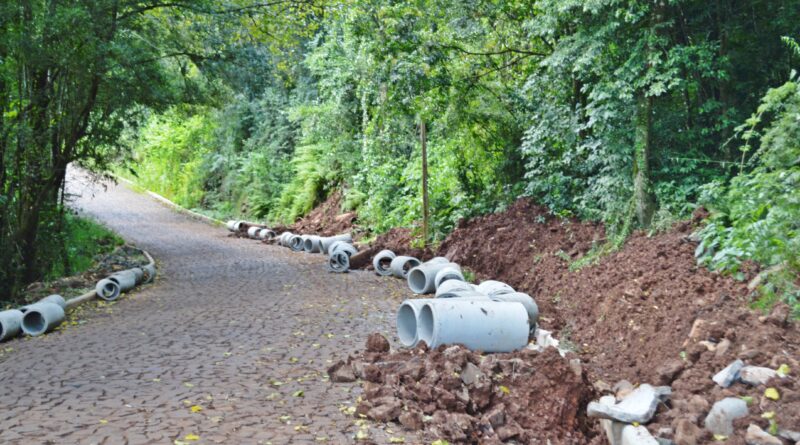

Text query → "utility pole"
[420,119,429,247]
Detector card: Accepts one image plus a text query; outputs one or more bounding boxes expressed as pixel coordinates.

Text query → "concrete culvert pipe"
[408,262,461,295]
[475,280,515,296]
[21,303,66,337]
[289,235,305,252]
[390,256,421,279]
[233,221,244,232]
[226,220,239,231]
[142,263,157,284]
[303,236,323,253]
[109,270,137,292]
[373,250,397,276]
[435,289,489,300]
[327,252,351,273]
[427,256,449,265]
[95,278,121,301]
[490,292,539,325]
[435,280,476,297]
[418,300,529,352]
[434,266,464,290]
[331,242,357,257]
[320,234,353,254]
[277,232,291,246]
[258,229,276,240]
[0,310,24,342]
[38,294,67,309]
[130,267,144,284]
[247,226,261,238]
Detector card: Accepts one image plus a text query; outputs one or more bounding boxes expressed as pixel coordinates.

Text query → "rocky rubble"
[328,334,598,443]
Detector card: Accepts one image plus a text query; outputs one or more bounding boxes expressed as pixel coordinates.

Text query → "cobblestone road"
[0,172,419,445]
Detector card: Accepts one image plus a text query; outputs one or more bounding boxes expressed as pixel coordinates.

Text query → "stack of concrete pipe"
[0,251,157,342]
[271,231,358,273]
[372,249,538,353]
[227,220,276,241]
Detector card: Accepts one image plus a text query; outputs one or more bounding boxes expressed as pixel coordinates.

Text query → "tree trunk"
[633,93,656,228]
[420,119,429,246]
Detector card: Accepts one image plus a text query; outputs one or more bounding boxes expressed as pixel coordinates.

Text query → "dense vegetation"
[2,1,799,306]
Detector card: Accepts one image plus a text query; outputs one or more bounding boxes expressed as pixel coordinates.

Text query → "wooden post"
[420,119,429,246]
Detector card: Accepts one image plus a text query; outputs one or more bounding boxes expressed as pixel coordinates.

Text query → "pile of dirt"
[430,198,800,442]
[289,191,357,237]
[329,335,600,444]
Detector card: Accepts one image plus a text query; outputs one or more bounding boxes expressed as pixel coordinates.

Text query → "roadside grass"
[45,213,123,281]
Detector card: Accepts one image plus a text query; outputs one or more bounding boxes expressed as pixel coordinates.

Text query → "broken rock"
[460,362,483,386]
[712,359,744,388]
[366,333,390,353]
[704,397,749,436]
[621,425,660,445]
[398,410,424,431]
[587,384,663,424]
[739,366,778,386]
[327,360,357,383]
[657,359,684,385]
[745,424,782,445]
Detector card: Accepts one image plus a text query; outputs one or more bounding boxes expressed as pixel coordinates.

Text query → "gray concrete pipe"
[0,310,24,342]
[435,279,475,297]
[475,280,515,296]
[331,242,357,257]
[226,220,239,231]
[142,263,157,284]
[490,292,539,325]
[434,266,465,290]
[289,235,305,251]
[109,270,137,292]
[407,261,461,294]
[39,294,67,309]
[258,228,276,240]
[320,234,353,254]
[247,226,261,238]
[303,235,323,253]
[21,302,66,336]
[327,252,350,273]
[390,256,421,279]
[95,278,121,301]
[373,250,397,276]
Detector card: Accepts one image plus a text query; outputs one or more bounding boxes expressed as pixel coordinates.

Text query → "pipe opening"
[397,305,418,346]
[408,269,428,293]
[418,304,435,346]
[22,311,45,335]
[378,257,392,270]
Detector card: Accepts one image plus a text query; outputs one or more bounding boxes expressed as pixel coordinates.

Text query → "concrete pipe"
[327,252,351,273]
[289,235,305,252]
[226,220,238,231]
[277,232,291,246]
[373,250,397,276]
[490,292,539,325]
[390,256,421,279]
[397,299,433,347]
[247,226,261,238]
[258,229,276,240]
[427,257,449,264]
[418,299,529,352]
[435,280,475,297]
[95,278,121,301]
[434,266,464,290]
[327,240,347,256]
[303,236,323,253]
[233,221,244,232]
[39,294,67,309]
[408,262,461,294]
[109,270,137,292]
[331,242,357,257]
[475,280,515,296]
[320,234,353,254]
[435,289,489,300]
[21,302,66,337]
[142,263,157,284]
[130,267,144,284]
[0,310,24,342]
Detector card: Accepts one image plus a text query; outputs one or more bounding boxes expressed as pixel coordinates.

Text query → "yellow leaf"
[764,387,780,400]
[431,440,451,445]
[99,419,108,424]
[499,385,510,395]
[389,437,405,443]
[183,382,194,388]
[777,364,790,377]
[761,411,775,419]
[190,405,202,413]
[355,430,369,440]
[713,434,727,441]
[184,434,200,441]
[292,390,304,397]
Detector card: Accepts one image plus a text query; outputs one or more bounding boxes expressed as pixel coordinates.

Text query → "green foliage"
[696,72,800,313]
[46,214,123,281]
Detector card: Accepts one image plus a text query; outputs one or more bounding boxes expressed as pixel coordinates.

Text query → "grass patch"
[45,214,123,280]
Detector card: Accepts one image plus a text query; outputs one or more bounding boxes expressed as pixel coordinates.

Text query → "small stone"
[327,360,356,383]
[712,359,744,388]
[484,403,505,428]
[621,425,659,445]
[715,339,732,357]
[657,427,674,439]
[745,424,782,445]
[460,362,482,386]
[496,420,523,441]
[569,358,583,378]
[704,397,749,436]
[657,359,684,385]
[365,333,390,353]
[778,430,800,442]
[594,380,612,393]
[587,384,661,424]
[367,398,402,422]
[674,418,702,445]
[398,410,424,431]
[739,366,778,386]
[614,380,635,400]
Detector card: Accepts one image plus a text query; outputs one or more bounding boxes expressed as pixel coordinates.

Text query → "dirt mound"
[329,339,600,444]
[289,191,357,236]
[348,227,434,270]
[431,197,800,442]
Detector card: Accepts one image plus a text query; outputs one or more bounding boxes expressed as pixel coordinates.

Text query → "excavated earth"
[338,198,799,443]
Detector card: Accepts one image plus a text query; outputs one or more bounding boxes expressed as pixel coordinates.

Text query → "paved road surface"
[0,171,417,444]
